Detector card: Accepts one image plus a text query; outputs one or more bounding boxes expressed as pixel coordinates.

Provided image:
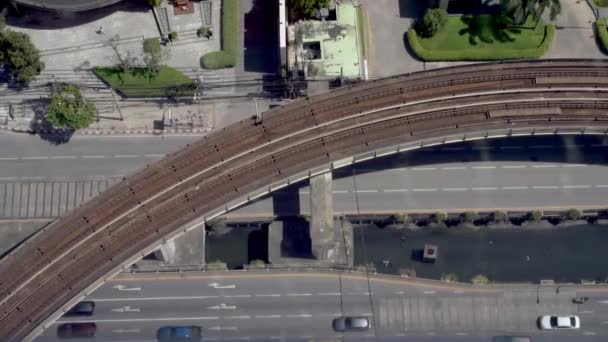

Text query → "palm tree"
[501,0,561,26]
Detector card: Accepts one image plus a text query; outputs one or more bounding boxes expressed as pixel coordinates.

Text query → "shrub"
[169,31,178,41]
[391,213,408,224]
[565,208,583,221]
[493,210,508,222]
[461,211,478,223]
[248,259,266,269]
[471,274,489,285]
[416,8,448,38]
[594,0,608,8]
[47,84,96,130]
[197,26,210,38]
[407,24,556,61]
[442,273,458,282]
[595,19,608,54]
[200,50,235,69]
[148,0,163,7]
[143,37,161,54]
[528,210,543,222]
[434,212,448,223]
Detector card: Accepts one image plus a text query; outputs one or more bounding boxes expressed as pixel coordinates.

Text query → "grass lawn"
[95,66,193,98]
[356,6,366,58]
[594,0,608,8]
[200,0,237,69]
[595,18,608,53]
[408,15,555,61]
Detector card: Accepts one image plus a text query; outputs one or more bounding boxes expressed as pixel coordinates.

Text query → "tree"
[0,17,44,83]
[565,208,583,221]
[493,210,508,222]
[501,0,561,26]
[417,8,448,38]
[434,212,448,224]
[528,210,543,222]
[290,0,330,18]
[461,211,478,223]
[47,84,96,130]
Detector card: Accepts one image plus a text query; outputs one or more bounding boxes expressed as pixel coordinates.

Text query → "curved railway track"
[2,60,608,340]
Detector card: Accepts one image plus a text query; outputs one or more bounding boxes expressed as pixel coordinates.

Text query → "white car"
[538,315,580,330]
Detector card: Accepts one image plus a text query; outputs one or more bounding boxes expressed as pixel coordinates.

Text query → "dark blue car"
[157,326,202,341]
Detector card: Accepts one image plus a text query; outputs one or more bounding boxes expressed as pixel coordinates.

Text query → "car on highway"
[538,315,580,330]
[63,301,95,317]
[332,316,370,332]
[57,323,97,339]
[157,326,202,341]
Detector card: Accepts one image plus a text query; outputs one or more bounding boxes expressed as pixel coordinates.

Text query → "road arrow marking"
[208,303,236,310]
[208,282,235,289]
[112,306,141,313]
[112,328,141,334]
[112,285,141,291]
[209,326,237,331]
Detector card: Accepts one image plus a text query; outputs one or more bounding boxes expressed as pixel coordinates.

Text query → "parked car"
[57,323,97,339]
[492,336,531,342]
[538,315,580,330]
[332,317,370,332]
[63,301,95,317]
[157,326,202,341]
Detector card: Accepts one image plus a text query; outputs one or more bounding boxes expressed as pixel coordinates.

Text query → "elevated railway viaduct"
[2,60,608,340]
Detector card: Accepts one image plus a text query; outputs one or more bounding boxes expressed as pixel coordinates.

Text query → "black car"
[57,323,97,339]
[63,301,95,317]
[332,317,370,332]
[157,326,202,341]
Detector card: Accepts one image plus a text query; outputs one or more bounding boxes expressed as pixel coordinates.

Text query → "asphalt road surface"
[35,271,608,341]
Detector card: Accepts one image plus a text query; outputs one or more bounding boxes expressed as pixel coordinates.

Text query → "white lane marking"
[441,166,466,170]
[502,165,526,169]
[255,294,280,297]
[208,303,237,310]
[208,282,235,289]
[255,315,281,319]
[453,290,464,294]
[333,190,348,194]
[331,313,343,317]
[113,285,141,291]
[532,165,557,168]
[580,310,594,314]
[455,332,468,336]
[50,156,76,159]
[383,189,409,192]
[395,291,405,295]
[442,188,468,191]
[286,314,313,318]
[583,332,597,335]
[144,154,165,158]
[563,164,586,168]
[347,292,371,295]
[532,186,560,189]
[225,316,250,319]
[56,316,219,323]
[361,312,373,316]
[563,185,592,189]
[0,157,18,160]
[22,156,48,160]
[113,154,140,158]
[412,188,437,192]
[223,295,251,298]
[423,291,436,294]
[472,166,496,169]
[287,293,312,297]
[111,306,140,313]
[91,295,219,302]
[208,326,237,331]
[82,155,105,159]
[411,167,436,171]
[270,337,282,340]
[595,185,608,188]
[357,190,378,193]
[502,186,529,190]
[111,328,141,334]
[318,292,341,296]
[472,187,498,191]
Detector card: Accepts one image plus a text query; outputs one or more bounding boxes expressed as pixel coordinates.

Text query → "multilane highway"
[3,60,608,340]
[36,272,608,341]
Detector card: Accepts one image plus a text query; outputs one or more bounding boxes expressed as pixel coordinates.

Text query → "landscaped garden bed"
[94,66,193,98]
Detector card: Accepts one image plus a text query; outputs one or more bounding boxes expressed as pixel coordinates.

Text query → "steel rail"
[1,61,608,340]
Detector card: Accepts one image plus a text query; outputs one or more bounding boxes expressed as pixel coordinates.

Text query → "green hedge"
[407,24,556,61]
[595,18,608,54]
[200,0,237,69]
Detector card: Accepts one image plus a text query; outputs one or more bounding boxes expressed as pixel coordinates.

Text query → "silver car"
[538,315,580,330]
[332,316,370,332]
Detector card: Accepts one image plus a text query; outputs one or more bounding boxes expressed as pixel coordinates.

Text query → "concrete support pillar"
[154,240,176,263]
[309,172,334,260]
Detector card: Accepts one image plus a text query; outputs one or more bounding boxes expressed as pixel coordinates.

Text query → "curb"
[1,126,209,136]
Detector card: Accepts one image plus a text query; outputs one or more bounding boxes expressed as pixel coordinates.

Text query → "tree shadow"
[7,0,152,29]
[458,15,519,46]
[398,0,425,18]
[24,98,75,145]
